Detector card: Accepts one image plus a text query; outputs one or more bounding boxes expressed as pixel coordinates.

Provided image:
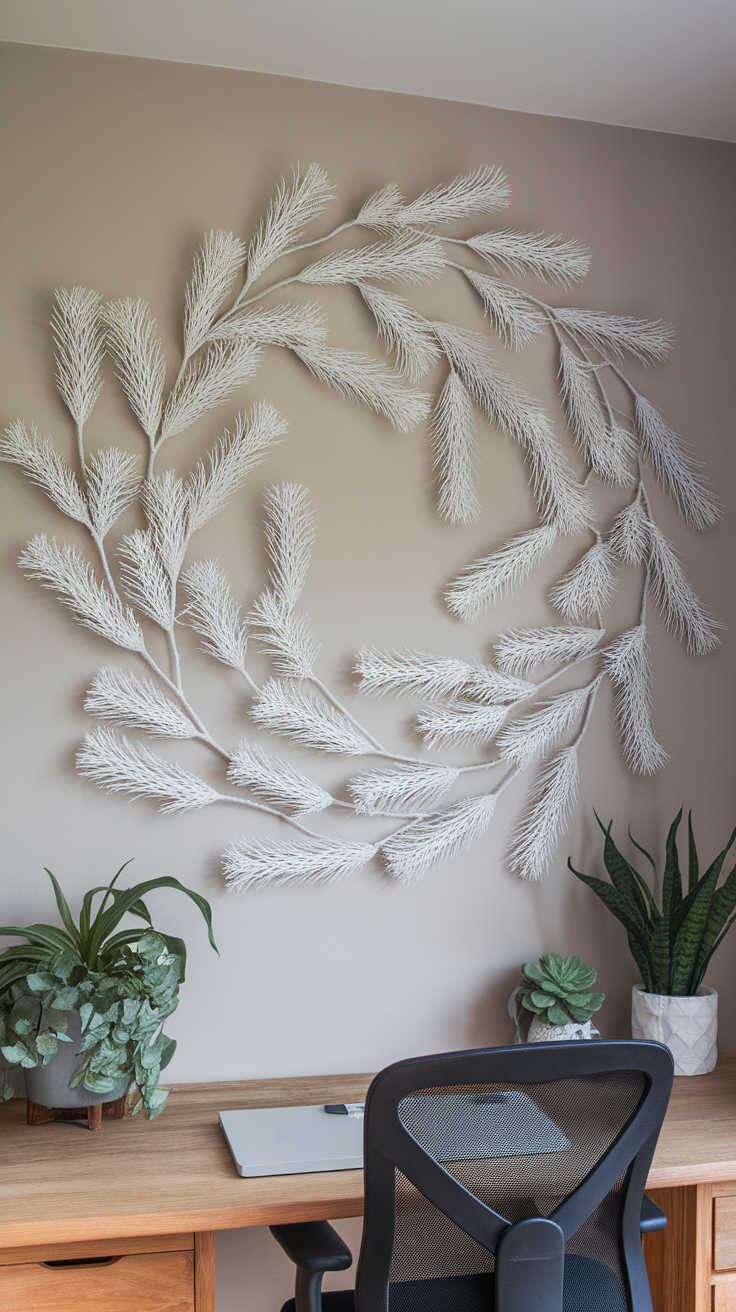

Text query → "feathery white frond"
[382,794,497,884]
[224,834,375,890]
[356,183,404,232]
[550,539,617,622]
[554,308,674,364]
[251,679,376,755]
[464,271,546,350]
[509,746,579,881]
[84,667,197,739]
[0,421,90,527]
[19,535,143,651]
[141,470,189,581]
[76,727,219,813]
[119,530,173,630]
[51,287,104,428]
[160,340,262,441]
[349,764,459,816]
[497,684,594,768]
[495,625,603,675]
[86,447,140,538]
[395,167,511,226]
[263,483,315,610]
[187,405,287,534]
[466,229,590,287]
[294,343,430,433]
[249,589,319,679]
[445,525,558,623]
[227,739,332,815]
[208,302,329,351]
[602,625,668,775]
[431,371,478,524]
[355,647,532,703]
[299,232,445,287]
[558,344,634,486]
[635,396,720,532]
[246,165,334,287]
[358,284,440,381]
[607,493,649,565]
[418,701,508,748]
[184,229,245,359]
[102,298,166,441]
[180,560,248,674]
[646,521,721,656]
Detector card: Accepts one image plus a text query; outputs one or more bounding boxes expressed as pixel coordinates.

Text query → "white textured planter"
[527,1015,600,1043]
[631,985,718,1076]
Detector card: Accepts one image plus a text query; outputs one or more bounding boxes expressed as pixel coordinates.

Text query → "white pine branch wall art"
[3,165,723,888]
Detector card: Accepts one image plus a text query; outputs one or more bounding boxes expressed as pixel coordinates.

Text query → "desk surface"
[1,1057,736,1250]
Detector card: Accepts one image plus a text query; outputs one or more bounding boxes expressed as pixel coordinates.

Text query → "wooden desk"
[0,1061,734,1312]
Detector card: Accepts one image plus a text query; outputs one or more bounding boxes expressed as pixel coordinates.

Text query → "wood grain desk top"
[1,1057,735,1250]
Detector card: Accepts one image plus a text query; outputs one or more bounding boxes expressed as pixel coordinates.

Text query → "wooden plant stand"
[26,1093,126,1131]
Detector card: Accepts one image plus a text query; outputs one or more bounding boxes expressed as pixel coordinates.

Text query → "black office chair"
[270,1040,673,1312]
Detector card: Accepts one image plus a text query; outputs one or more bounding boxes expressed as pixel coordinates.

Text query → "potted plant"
[570,809,736,1075]
[511,952,604,1041]
[0,864,217,1119]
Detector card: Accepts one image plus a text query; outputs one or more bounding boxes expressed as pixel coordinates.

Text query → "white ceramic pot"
[526,1015,600,1043]
[631,984,718,1076]
[23,1011,130,1109]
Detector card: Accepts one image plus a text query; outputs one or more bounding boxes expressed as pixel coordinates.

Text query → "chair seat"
[280,1253,627,1312]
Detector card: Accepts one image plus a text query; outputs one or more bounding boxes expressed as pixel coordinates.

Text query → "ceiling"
[2,0,735,142]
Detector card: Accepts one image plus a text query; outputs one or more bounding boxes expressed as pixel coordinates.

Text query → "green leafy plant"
[569,809,736,996]
[519,952,604,1026]
[0,865,217,1117]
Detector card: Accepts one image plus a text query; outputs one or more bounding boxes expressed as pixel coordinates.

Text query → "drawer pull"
[43,1255,120,1269]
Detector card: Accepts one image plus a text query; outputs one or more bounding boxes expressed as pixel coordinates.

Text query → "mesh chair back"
[355,1042,673,1312]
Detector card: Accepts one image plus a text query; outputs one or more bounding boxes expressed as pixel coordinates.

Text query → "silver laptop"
[219,1104,365,1177]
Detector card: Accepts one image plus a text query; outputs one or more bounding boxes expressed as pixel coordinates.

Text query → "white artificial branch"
[102,298,166,444]
[1,421,91,528]
[645,519,721,656]
[550,539,618,622]
[554,308,674,364]
[355,647,533,703]
[84,667,198,739]
[298,232,445,287]
[418,701,508,749]
[431,370,479,524]
[446,525,558,622]
[358,284,440,382]
[393,166,511,226]
[349,763,459,816]
[558,343,634,486]
[251,679,380,756]
[187,405,287,534]
[224,834,376,890]
[508,745,580,881]
[602,625,668,775]
[19,535,144,652]
[51,287,105,439]
[634,395,720,532]
[495,626,603,675]
[227,739,333,815]
[184,229,246,361]
[381,793,498,883]
[179,560,251,682]
[464,229,590,287]
[497,681,600,769]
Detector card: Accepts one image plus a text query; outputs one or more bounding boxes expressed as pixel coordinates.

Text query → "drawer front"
[714,1281,736,1312]
[0,1249,194,1311]
[715,1197,736,1271]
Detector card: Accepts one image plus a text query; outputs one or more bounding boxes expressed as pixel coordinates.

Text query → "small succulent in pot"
[519,953,605,1029]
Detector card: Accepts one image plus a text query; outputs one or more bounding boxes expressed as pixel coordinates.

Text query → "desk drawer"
[715,1197,736,1271]
[0,1248,194,1311]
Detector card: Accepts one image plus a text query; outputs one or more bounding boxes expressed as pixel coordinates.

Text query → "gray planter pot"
[23,1011,130,1108]
[526,1015,600,1043]
[631,984,718,1076]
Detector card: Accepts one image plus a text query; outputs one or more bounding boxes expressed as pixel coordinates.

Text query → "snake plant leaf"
[697,911,736,990]
[669,863,720,995]
[688,812,699,894]
[649,911,672,994]
[690,860,736,988]
[568,861,651,954]
[663,808,684,915]
[595,814,650,929]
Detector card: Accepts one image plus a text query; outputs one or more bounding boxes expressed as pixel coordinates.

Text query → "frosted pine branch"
[187,405,287,534]
[607,493,649,565]
[249,589,319,679]
[431,371,478,524]
[602,625,668,774]
[418,701,508,748]
[86,447,140,538]
[77,726,219,813]
[355,647,532,703]
[1,421,90,527]
[394,167,511,226]
[141,471,190,581]
[497,684,595,768]
[294,343,430,433]
[349,763,459,816]
[356,183,404,232]
[51,287,104,429]
[84,667,197,738]
[558,344,634,486]
[466,229,590,287]
[550,539,617,622]
[251,679,377,755]
[102,298,166,441]
[19,535,144,651]
[646,521,721,655]
[224,835,375,890]
[263,483,315,610]
[358,284,440,381]
[180,560,248,674]
[227,739,332,815]
[119,530,173,630]
[184,229,245,360]
[246,164,334,288]
[382,794,498,884]
[446,525,558,622]
[208,302,329,352]
[299,233,445,287]
[635,396,720,532]
[464,271,546,350]
[495,625,603,675]
[509,746,579,881]
[160,340,262,441]
[555,308,674,364]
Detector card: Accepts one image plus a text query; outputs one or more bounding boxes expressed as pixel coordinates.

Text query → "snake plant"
[519,953,604,1026]
[0,864,217,1117]
[569,809,736,996]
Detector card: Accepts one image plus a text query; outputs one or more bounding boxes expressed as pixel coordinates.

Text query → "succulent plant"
[519,953,605,1027]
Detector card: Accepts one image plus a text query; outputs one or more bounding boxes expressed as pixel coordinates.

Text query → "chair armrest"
[640,1194,667,1233]
[270,1221,353,1273]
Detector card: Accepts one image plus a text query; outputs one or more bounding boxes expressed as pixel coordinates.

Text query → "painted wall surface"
[0,42,734,1310]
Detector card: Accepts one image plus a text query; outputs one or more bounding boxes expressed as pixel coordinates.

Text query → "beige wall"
[0,42,734,1311]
